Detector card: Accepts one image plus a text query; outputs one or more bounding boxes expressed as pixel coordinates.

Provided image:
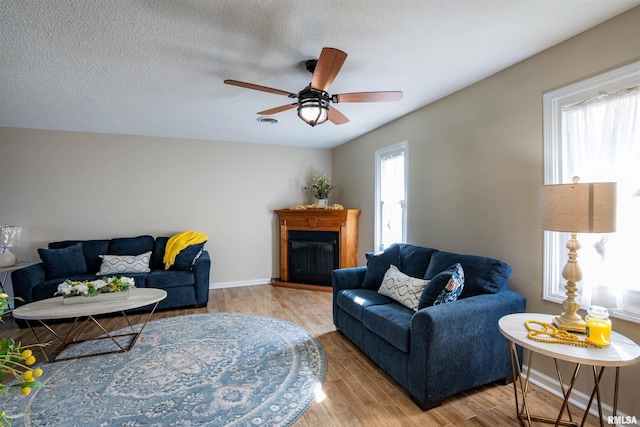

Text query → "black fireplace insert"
[288,230,339,286]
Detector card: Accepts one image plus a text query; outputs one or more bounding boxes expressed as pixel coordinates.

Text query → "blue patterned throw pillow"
[418,263,465,309]
[378,265,429,311]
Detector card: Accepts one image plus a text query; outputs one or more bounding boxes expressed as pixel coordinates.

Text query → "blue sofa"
[332,243,526,410]
[12,235,210,315]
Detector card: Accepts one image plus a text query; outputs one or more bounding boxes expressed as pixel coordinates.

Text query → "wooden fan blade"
[332,91,403,103]
[311,48,348,92]
[257,104,297,115]
[224,79,295,97]
[329,106,350,125]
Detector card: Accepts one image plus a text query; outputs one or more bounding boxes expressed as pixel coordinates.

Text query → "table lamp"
[0,225,22,268]
[540,177,616,332]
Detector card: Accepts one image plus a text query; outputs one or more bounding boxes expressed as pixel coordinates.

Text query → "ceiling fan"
[224,47,403,127]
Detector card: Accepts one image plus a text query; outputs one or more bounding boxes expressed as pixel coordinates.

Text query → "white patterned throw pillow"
[378,265,429,311]
[97,251,152,275]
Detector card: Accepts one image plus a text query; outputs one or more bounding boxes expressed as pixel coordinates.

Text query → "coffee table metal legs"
[507,341,619,427]
[25,301,160,362]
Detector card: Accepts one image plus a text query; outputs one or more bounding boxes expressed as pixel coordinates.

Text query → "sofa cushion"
[378,265,428,311]
[398,244,438,279]
[424,251,512,298]
[171,242,206,271]
[49,239,109,274]
[419,263,465,309]
[38,243,87,280]
[362,244,401,289]
[146,270,195,289]
[363,303,413,353]
[97,251,152,276]
[108,235,155,256]
[152,237,169,270]
[336,289,394,322]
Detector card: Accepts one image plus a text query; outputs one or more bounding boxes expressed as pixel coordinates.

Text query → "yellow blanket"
[163,231,208,269]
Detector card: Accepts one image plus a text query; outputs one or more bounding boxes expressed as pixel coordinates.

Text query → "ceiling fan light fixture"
[297,89,329,127]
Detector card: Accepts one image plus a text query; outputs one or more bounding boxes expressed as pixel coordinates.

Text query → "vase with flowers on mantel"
[305,175,335,208]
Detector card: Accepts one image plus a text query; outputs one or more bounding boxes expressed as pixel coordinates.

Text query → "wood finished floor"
[0,284,601,427]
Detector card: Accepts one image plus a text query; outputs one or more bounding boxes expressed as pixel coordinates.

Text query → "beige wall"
[333,7,640,417]
[0,128,332,285]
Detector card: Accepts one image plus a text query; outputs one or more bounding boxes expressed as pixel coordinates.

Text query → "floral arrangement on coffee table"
[55,276,135,297]
[0,293,45,426]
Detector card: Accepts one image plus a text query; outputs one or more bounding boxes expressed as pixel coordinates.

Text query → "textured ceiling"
[1,1,638,149]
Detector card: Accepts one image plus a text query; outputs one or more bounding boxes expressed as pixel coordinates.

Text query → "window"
[543,60,640,323]
[375,142,408,251]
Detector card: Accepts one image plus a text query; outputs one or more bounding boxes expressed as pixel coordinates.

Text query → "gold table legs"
[24,301,160,363]
[507,341,620,427]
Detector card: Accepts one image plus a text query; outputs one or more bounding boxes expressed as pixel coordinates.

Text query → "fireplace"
[288,230,339,285]
[275,209,360,290]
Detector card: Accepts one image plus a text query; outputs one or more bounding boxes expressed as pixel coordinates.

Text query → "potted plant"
[305,175,335,207]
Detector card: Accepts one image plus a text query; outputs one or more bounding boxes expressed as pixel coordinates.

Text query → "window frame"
[543,60,640,324]
[374,141,408,251]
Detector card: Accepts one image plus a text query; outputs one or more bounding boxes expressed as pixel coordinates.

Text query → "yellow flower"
[25,356,36,366]
[0,293,8,298]
[23,371,34,380]
[33,368,43,377]
[20,387,31,396]
[21,349,32,359]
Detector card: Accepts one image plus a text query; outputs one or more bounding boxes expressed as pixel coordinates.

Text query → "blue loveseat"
[12,235,210,316]
[332,243,526,410]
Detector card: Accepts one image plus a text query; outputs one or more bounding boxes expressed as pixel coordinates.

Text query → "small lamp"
[540,177,616,332]
[0,225,22,268]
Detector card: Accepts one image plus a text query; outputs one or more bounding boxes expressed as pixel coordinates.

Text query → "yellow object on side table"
[585,305,612,347]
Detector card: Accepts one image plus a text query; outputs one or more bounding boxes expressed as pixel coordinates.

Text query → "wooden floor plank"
[0,285,603,426]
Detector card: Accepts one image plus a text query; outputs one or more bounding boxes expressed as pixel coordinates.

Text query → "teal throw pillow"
[38,242,87,280]
[418,263,465,309]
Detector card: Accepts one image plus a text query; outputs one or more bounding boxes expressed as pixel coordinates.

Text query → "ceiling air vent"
[256,117,278,125]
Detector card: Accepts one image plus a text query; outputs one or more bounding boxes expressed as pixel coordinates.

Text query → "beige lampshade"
[540,180,617,233]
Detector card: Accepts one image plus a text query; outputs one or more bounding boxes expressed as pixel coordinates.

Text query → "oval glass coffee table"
[13,288,167,362]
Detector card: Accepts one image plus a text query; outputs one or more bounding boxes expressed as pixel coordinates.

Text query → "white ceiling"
[2,1,638,149]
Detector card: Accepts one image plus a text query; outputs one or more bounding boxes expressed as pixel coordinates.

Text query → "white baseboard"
[208,279,271,289]
[524,365,637,425]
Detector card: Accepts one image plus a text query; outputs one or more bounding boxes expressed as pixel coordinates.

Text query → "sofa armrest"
[11,263,46,307]
[192,251,211,306]
[332,267,367,291]
[332,267,367,324]
[408,291,526,406]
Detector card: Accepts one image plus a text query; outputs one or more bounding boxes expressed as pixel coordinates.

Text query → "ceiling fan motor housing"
[297,87,330,127]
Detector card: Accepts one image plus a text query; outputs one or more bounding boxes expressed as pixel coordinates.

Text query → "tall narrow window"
[375,142,408,251]
[543,60,640,323]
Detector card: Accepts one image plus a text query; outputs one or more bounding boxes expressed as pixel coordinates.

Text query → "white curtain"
[561,87,640,308]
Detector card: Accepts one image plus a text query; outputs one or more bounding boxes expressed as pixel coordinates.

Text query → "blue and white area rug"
[6,312,327,427]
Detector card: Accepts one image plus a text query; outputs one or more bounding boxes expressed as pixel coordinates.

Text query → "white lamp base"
[0,249,17,268]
